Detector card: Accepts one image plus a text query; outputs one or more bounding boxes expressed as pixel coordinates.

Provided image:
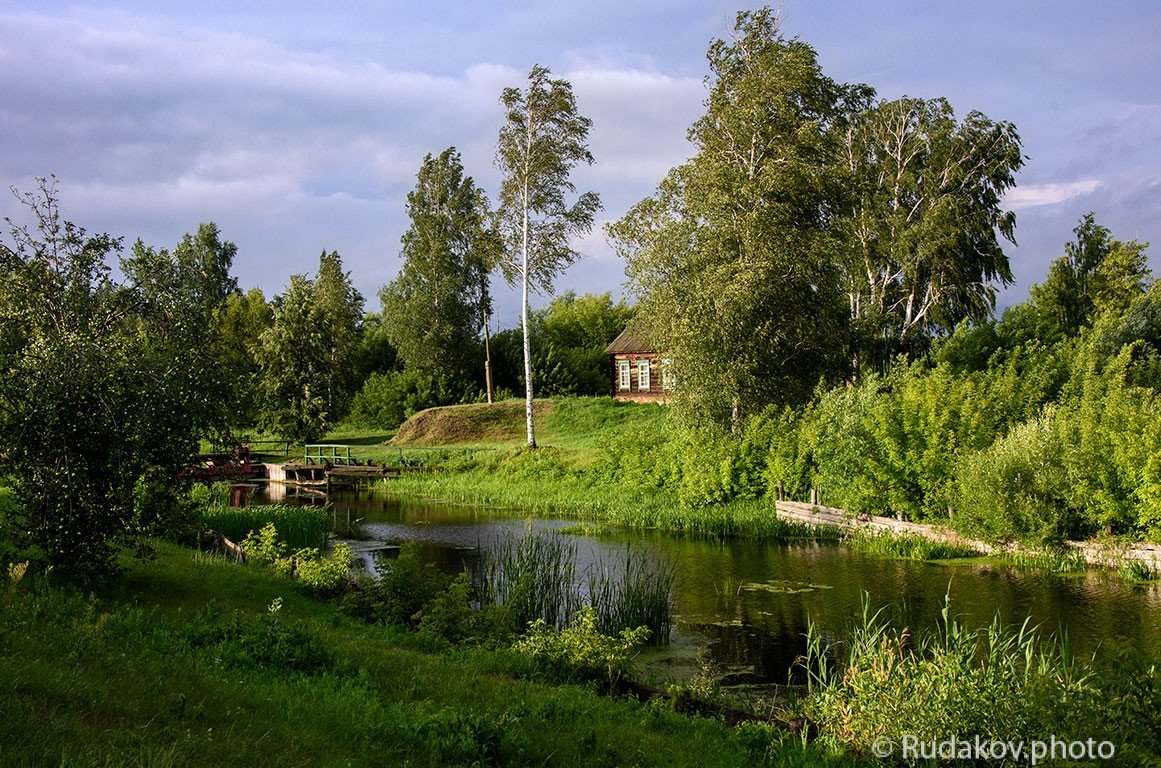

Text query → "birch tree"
[609,9,869,427]
[496,65,600,447]
[839,97,1023,370]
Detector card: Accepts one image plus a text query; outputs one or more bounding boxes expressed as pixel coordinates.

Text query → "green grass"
[843,530,983,560]
[201,503,332,550]
[0,541,862,767]
[800,596,1161,763]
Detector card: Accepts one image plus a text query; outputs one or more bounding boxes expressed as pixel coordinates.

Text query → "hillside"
[390,399,555,446]
[388,397,665,452]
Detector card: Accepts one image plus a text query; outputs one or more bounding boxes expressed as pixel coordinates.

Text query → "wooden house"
[604,322,672,403]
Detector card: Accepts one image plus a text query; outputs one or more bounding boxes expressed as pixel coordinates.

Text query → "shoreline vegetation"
[347,397,1158,579]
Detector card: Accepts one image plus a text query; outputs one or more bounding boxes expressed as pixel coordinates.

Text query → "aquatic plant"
[203,504,331,550]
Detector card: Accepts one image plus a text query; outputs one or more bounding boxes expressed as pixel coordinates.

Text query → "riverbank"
[0,540,854,767]
[364,398,1159,576]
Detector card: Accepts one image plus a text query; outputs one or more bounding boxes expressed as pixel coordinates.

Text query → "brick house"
[604,322,672,403]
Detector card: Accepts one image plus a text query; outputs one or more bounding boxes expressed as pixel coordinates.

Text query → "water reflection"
[251,486,1161,682]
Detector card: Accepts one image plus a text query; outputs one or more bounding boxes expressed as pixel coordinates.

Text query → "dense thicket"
[595,219,1159,543]
[0,180,238,577]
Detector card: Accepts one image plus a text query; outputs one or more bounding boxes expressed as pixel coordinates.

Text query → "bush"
[347,370,442,430]
[954,410,1076,543]
[340,542,449,628]
[511,606,651,686]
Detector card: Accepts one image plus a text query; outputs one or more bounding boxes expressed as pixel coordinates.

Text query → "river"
[255,485,1161,686]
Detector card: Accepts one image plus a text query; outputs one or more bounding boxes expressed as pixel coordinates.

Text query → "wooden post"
[777,479,785,502]
[810,488,819,506]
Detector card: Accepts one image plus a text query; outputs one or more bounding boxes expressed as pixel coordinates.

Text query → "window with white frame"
[618,360,631,390]
[638,359,651,391]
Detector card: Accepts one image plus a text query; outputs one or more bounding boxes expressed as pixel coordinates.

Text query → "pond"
[256,485,1161,686]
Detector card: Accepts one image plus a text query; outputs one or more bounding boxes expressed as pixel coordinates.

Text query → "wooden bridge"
[266,444,433,493]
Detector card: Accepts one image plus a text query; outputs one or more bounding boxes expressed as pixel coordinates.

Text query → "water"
[255,485,1161,684]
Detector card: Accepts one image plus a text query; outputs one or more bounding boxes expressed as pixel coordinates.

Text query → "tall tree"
[259,251,364,443]
[0,179,236,578]
[496,65,601,447]
[839,97,1023,370]
[1022,213,1152,343]
[609,9,870,427]
[380,148,498,402]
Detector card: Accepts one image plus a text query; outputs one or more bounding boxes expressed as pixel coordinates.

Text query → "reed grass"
[202,504,331,550]
[843,530,982,560]
[479,531,581,631]
[587,546,675,644]
[478,531,673,642]
[801,593,1108,752]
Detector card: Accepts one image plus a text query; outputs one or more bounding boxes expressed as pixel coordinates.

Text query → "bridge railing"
[304,444,355,465]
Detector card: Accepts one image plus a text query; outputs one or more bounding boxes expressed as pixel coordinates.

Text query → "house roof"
[604,319,655,355]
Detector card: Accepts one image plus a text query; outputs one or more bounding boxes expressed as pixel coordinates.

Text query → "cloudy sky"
[2,1,1158,327]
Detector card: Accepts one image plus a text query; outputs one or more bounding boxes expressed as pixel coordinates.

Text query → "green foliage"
[610,10,865,426]
[183,598,336,674]
[801,598,1117,755]
[954,409,1075,543]
[347,369,442,429]
[212,287,273,426]
[512,606,651,686]
[416,572,479,645]
[237,523,353,594]
[480,530,581,632]
[0,179,234,579]
[380,148,497,399]
[260,251,364,443]
[293,542,355,595]
[841,97,1022,370]
[341,542,449,628]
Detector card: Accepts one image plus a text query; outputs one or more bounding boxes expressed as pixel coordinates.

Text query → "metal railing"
[304,444,354,465]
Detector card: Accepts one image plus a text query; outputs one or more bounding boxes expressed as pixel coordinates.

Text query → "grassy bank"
[371,398,834,541]
[0,540,862,768]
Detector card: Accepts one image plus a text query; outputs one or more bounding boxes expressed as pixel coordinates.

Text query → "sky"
[2,1,1159,328]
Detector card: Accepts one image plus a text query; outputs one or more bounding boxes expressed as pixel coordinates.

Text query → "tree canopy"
[0,180,237,578]
[380,148,497,401]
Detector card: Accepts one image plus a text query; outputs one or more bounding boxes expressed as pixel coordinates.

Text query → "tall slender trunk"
[521,179,536,448]
[483,307,493,405]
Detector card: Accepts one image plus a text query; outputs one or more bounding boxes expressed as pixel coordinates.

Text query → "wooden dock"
[264,461,429,492]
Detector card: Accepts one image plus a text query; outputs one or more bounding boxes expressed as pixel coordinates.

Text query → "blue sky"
[2,1,1158,327]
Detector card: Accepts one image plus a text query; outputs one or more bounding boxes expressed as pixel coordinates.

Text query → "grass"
[479,531,674,644]
[201,503,332,550]
[843,530,983,560]
[799,595,1161,763]
[0,541,863,767]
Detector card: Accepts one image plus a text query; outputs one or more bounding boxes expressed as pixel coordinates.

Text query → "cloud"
[1004,180,1103,210]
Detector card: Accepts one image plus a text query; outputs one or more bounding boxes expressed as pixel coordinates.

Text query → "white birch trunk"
[521,178,536,448]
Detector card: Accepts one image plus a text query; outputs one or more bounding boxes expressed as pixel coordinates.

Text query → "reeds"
[801,593,1101,750]
[479,531,580,631]
[478,531,673,642]
[843,530,982,560]
[202,504,331,550]
[587,546,675,644]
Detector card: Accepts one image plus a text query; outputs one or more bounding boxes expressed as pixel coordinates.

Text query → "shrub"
[340,542,448,628]
[512,606,651,686]
[954,409,1077,543]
